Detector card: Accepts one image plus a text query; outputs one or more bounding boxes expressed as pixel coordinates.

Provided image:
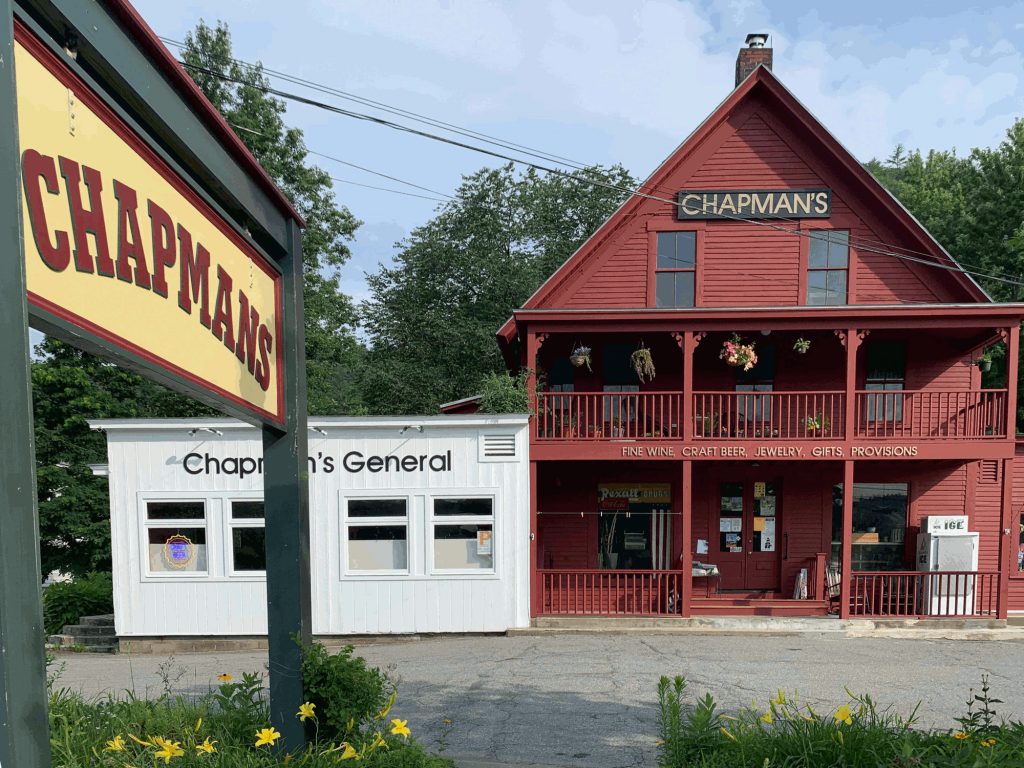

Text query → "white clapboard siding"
[94,416,530,637]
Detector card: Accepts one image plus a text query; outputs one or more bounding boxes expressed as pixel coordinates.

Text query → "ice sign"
[923,515,969,534]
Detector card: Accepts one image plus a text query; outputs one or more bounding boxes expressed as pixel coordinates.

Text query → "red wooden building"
[491,36,1024,621]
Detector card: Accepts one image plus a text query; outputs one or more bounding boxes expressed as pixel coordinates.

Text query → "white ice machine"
[916,515,979,616]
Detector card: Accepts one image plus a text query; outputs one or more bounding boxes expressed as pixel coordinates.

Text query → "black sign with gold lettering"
[676,189,831,220]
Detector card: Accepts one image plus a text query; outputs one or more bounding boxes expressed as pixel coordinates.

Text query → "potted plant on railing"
[695,414,719,437]
[630,341,656,383]
[570,344,592,371]
[720,334,758,371]
[806,414,830,434]
[793,337,811,355]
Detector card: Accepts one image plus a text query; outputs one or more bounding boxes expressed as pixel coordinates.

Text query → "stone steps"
[48,614,117,653]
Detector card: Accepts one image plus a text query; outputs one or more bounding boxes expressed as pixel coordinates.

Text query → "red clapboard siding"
[1009,449,1024,612]
[701,224,800,306]
[566,227,649,308]
[538,515,593,569]
[971,461,1002,571]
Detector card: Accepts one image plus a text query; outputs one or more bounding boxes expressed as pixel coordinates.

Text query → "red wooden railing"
[539,569,684,616]
[847,571,999,618]
[535,392,682,440]
[806,552,828,601]
[854,390,1006,439]
[692,391,845,440]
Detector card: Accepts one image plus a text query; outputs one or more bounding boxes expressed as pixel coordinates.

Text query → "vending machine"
[916,515,979,616]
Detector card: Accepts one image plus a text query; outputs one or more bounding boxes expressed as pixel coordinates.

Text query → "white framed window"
[429,496,495,574]
[227,499,266,576]
[143,499,209,575]
[344,497,409,574]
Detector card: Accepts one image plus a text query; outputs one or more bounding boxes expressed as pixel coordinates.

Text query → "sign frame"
[1,2,312,764]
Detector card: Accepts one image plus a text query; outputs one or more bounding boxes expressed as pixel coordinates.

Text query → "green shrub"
[300,642,394,740]
[477,370,530,414]
[43,572,113,636]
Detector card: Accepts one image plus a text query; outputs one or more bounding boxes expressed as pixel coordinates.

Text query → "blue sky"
[130,0,1024,308]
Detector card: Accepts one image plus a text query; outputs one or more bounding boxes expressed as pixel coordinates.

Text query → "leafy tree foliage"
[32,339,210,576]
[867,121,1024,425]
[360,163,636,414]
[182,21,364,415]
[32,20,364,577]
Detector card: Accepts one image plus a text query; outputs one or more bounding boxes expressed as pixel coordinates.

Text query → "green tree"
[360,163,636,414]
[32,19,366,576]
[182,20,364,415]
[32,338,210,576]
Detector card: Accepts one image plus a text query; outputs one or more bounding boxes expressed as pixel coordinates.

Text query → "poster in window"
[757,497,776,516]
[759,517,776,552]
[719,517,741,532]
[163,534,195,569]
[754,482,766,499]
[476,529,493,556]
[721,496,743,513]
[722,533,742,552]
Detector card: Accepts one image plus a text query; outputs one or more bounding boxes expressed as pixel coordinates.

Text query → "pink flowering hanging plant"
[720,333,758,371]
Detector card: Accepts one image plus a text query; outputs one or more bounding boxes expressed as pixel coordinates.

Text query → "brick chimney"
[735,33,772,86]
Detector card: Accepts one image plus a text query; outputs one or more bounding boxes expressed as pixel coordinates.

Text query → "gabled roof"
[498,64,988,345]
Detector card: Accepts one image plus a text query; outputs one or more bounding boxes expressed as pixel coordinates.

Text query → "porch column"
[680,460,693,617]
[529,460,539,619]
[998,324,1020,619]
[840,459,855,620]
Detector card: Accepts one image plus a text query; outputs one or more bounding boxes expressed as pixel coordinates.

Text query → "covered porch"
[532,459,1005,620]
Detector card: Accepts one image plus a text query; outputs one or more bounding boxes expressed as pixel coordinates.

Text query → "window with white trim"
[229,500,265,574]
[807,230,849,305]
[145,501,208,574]
[430,497,494,572]
[345,498,409,572]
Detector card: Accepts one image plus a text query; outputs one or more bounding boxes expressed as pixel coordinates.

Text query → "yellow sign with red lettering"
[15,29,283,424]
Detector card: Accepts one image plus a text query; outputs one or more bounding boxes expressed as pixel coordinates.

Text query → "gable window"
[807,230,849,305]
[655,231,696,307]
[865,342,906,422]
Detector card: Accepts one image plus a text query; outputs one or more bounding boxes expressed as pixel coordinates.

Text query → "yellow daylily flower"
[719,727,737,741]
[760,711,773,725]
[834,705,853,725]
[390,718,411,738]
[255,727,282,747]
[371,732,387,749]
[297,702,317,722]
[377,690,398,720]
[771,691,787,706]
[127,734,153,748]
[196,737,217,755]
[194,718,203,733]
[217,673,233,683]
[339,743,359,760]
[953,731,969,740]
[103,735,126,752]
[152,737,184,763]
[980,738,997,748]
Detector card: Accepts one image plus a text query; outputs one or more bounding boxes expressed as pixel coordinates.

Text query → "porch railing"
[853,389,1006,439]
[535,392,683,440]
[692,391,845,440]
[539,569,684,616]
[847,571,1000,618]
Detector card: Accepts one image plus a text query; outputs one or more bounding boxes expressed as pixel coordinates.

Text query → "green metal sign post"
[0,1,313,763]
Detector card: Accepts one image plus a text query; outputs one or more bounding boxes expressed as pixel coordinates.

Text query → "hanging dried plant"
[630,342,656,383]
[569,343,592,371]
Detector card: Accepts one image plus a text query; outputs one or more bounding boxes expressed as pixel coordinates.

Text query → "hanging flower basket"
[630,342,656,383]
[793,337,811,355]
[569,344,592,371]
[720,334,758,371]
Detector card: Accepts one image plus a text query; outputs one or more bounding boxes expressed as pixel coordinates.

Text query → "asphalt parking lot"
[54,633,1024,768]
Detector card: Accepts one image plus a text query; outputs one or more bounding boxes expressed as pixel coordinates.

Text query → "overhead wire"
[162,35,1022,283]
[170,51,1024,292]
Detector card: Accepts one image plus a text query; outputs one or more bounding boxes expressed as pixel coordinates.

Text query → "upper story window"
[656,231,696,308]
[807,230,849,305]
[865,342,906,421]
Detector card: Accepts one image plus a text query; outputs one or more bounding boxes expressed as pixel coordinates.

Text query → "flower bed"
[657,674,1022,767]
[48,642,452,768]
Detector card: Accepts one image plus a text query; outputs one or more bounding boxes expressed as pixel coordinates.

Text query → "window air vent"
[482,434,516,458]
[980,460,999,484]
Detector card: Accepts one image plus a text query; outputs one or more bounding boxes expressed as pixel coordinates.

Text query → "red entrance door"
[715,476,781,591]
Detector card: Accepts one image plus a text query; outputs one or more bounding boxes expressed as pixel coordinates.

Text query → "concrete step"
[48,632,118,649]
[60,623,116,637]
[79,614,115,628]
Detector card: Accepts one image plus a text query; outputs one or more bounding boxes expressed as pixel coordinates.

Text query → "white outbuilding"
[90,415,531,643]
